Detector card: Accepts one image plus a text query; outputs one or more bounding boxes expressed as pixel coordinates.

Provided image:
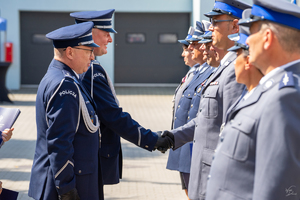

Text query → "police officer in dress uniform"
[206,1,300,199]
[28,22,104,200]
[188,31,220,127]
[70,10,172,185]
[172,26,197,131]
[167,21,214,199]
[160,1,250,199]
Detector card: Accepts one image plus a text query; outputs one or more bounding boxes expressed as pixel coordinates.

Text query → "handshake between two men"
[153,131,175,153]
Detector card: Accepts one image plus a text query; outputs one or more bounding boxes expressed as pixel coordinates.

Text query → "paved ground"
[0,87,187,200]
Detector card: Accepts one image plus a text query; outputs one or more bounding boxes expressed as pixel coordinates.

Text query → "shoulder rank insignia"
[62,69,78,83]
[279,72,295,90]
[91,60,101,66]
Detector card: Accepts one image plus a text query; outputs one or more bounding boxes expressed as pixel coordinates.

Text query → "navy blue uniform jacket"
[28,59,102,200]
[82,61,158,184]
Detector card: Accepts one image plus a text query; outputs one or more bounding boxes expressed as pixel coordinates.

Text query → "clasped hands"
[153,130,174,153]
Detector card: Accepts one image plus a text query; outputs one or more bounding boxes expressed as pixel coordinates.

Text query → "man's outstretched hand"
[153,131,175,153]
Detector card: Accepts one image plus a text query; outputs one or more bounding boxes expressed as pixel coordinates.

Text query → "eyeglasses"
[64,47,94,56]
[210,19,233,26]
[72,47,94,56]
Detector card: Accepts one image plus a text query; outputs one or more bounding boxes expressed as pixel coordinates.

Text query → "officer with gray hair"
[70,9,173,187]
[206,0,300,199]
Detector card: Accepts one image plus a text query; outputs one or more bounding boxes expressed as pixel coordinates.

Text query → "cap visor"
[238,18,261,27]
[189,37,201,42]
[99,28,118,33]
[227,45,241,52]
[84,43,100,47]
[204,10,223,18]
[228,33,240,42]
[178,40,190,46]
[199,39,212,44]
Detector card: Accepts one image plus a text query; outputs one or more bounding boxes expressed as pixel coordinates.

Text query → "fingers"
[157,147,168,153]
[2,128,14,142]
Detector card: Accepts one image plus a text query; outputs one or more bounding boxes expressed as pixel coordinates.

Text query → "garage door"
[20,11,74,85]
[114,13,190,84]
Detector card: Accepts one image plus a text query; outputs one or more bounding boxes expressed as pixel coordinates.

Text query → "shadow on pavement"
[121,142,168,159]
[0,139,36,160]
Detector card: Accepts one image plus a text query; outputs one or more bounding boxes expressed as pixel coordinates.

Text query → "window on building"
[126,33,146,43]
[158,33,177,44]
[32,34,51,44]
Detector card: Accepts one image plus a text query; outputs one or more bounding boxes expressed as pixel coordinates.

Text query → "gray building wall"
[0,0,252,89]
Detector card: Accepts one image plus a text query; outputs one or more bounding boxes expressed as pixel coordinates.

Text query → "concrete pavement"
[0,87,187,200]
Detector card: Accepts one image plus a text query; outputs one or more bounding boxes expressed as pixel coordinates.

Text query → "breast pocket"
[201,85,219,118]
[221,115,256,161]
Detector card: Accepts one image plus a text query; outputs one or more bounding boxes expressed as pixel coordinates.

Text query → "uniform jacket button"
[145,145,149,148]
[175,117,177,120]
[182,95,184,97]
[79,170,82,174]
[188,94,190,96]
[107,154,110,157]
[188,116,190,120]
[194,93,196,96]
[191,104,193,108]
[178,105,180,108]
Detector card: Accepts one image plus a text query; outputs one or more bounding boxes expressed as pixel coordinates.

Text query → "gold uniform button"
[191,104,193,108]
[145,145,149,148]
[194,93,196,96]
[178,105,180,108]
[107,154,110,157]
[182,95,184,97]
[79,170,82,174]
[188,116,190,120]
[188,94,190,96]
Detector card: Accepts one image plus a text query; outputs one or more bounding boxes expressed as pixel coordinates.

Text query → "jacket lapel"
[202,52,236,92]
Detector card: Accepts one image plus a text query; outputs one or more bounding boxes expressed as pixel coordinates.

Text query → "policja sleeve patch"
[279,71,295,90]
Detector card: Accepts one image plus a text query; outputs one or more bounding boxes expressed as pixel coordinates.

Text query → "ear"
[232,19,239,34]
[262,28,273,50]
[200,43,205,51]
[65,47,74,60]
[245,55,251,70]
